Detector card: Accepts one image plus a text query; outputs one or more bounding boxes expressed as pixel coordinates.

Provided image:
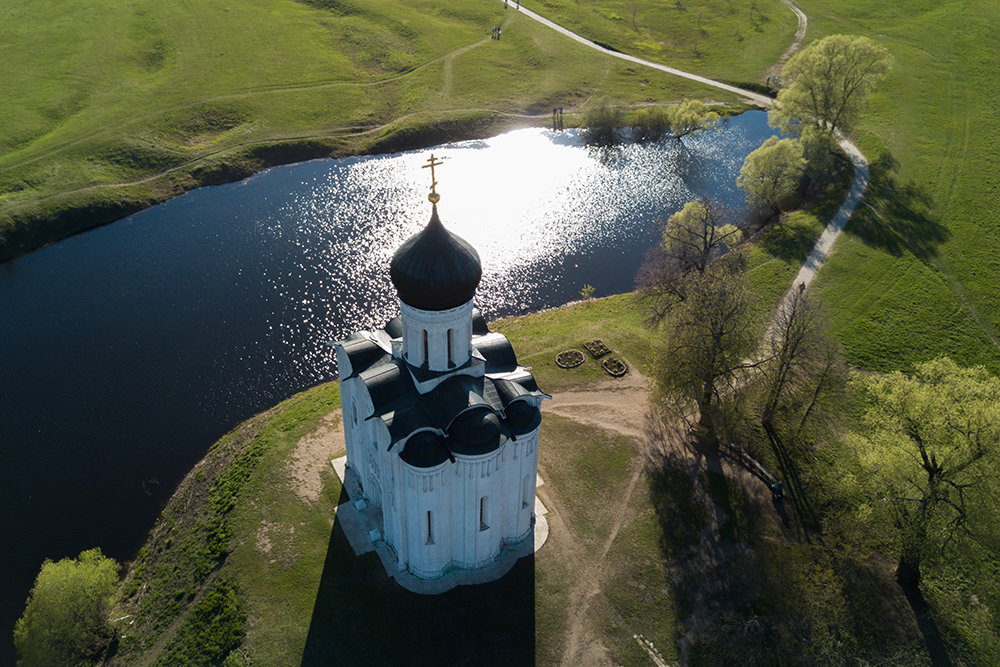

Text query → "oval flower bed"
[555,349,585,369]
[602,357,628,377]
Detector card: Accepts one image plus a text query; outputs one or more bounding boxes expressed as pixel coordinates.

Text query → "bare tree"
[652,255,759,442]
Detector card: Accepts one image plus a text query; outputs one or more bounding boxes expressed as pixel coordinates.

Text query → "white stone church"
[333,160,548,587]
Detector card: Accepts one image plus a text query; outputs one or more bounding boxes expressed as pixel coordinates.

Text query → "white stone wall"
[389,421,541,578]
[400,300,473,371]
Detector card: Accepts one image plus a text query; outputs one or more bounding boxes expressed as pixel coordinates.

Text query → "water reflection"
[0,113,778,661]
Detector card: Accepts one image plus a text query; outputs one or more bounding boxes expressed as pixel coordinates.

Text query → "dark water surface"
[0,112,778,657]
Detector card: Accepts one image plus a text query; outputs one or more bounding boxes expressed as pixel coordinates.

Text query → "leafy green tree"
[737,136,806,213]
[759,287,846,437]
[14,548,119,665]
[631,106,671,142]
[663,199,742,275]
[582,99,624,145]
[770,34,893,155]
[667,99,720,145]
[849,358,1000,587]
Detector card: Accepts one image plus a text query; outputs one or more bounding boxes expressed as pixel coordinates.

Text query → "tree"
[667,99,720,145]
[849,358,1000,587]
[653,256,758,441]
[737,135,806,214]
[15,548,119,665]
[631,106,671,142]
[582,99,625,146]
[758,287,846,439]
[769,34,892,155]
[638,199,742,324]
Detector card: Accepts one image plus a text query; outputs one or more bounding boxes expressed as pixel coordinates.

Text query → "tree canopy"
[769,34,893,151]
[14,548,119,665]
[737,135,806,212]
[667,99,721,143]
[848,358,1000,585]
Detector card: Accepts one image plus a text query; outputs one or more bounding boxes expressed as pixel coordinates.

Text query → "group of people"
[552,107,564,130]
[491,25,502,39]
[503,0,520,9]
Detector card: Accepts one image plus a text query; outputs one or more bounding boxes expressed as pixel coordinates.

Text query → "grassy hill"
[0,0,796,259]
[108,291,945,665]
[791,0,1000,374]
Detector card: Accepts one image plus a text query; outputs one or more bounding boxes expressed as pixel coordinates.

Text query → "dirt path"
[544,369,651,441]
[767,0,809,80]
[535,370,653,664]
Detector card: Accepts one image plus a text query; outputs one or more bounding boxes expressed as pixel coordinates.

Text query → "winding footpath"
[501,0,870,316]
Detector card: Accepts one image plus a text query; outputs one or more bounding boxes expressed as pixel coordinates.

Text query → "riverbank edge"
[0,110,530,263]
[0,101,759,264]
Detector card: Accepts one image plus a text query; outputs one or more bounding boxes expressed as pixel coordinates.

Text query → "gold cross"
[422,154,444,203]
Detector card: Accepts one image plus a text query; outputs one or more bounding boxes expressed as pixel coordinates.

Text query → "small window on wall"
[480,496,489,531]
[352,403,357,427]
[522,474,531,509]
[422,330,429,365]
[426,511,434,544]
[447,329,454,367]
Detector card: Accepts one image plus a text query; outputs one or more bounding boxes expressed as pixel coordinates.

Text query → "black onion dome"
[390,206,482,311]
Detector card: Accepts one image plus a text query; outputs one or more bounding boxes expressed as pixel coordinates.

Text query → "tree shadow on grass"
[847,154,950,261]
[301,486,535,666]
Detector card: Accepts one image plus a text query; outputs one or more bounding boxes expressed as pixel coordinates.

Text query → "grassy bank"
[0,0,797,260]
[786,0,1000,374]
[109,288,951,664]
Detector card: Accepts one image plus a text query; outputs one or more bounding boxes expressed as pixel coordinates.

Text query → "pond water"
[0,111,779,654]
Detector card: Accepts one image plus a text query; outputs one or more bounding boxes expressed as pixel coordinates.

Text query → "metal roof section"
[472,332,519,374]
[338,335,391,380]
[360,360,418,419]
[399,430,452,468]
[383,315,404,339]
[471,308,489,336]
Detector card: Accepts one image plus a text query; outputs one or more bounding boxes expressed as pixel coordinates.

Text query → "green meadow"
[793,0,1000,373]
[0,0,795,259]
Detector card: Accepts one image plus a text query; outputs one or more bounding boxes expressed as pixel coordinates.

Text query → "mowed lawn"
[0,0,798,258]
[793,0,1000,373]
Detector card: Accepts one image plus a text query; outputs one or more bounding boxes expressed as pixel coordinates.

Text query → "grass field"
[0,0,797,259]
[785,0,1000,374]
[109,286,954,664]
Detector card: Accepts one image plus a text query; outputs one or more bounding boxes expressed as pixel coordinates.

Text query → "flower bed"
[602,357,628,377]
[583,339,611,358]
[555,349,585,369]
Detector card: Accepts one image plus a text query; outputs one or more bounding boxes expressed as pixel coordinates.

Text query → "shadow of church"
[301,484,536,665]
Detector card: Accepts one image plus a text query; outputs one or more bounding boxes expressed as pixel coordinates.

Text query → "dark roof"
[471,308,489,335]
[361,360,418,418]
[473,333,518,374]
[383,316,403,339]
[389,205,482,311]
[337,313,546,467]
[400,431,451,468]
[340,335,391,379]
[447,408,502,454]
[505,400,542,436]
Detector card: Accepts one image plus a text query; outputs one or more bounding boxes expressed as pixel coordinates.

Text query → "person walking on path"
[504,0,508,8]
[516,0,520,9]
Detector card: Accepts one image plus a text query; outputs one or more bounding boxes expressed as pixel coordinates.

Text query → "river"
[0,112,778,657]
